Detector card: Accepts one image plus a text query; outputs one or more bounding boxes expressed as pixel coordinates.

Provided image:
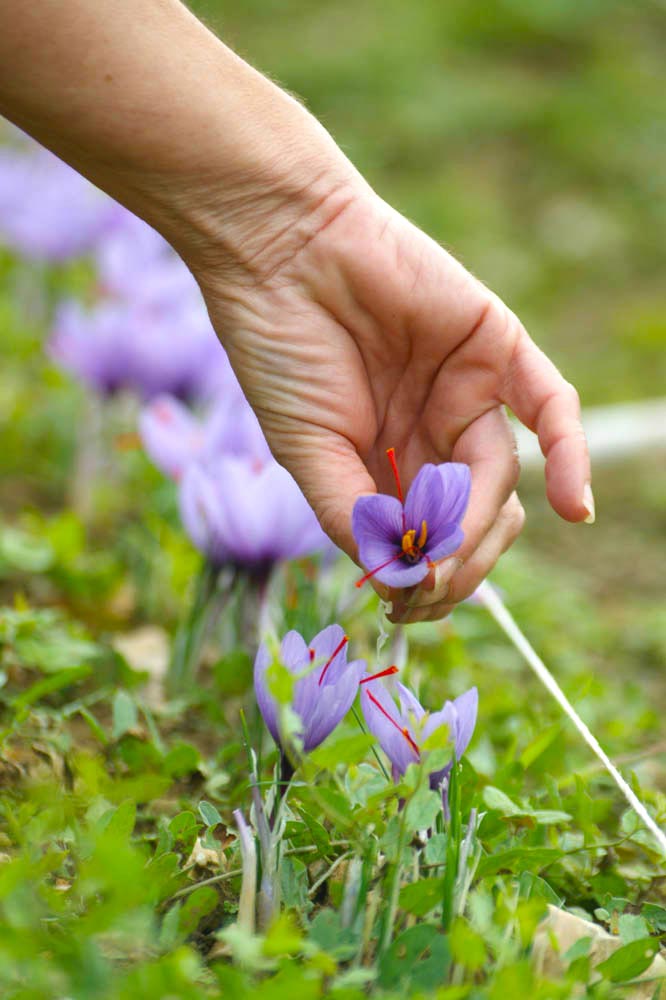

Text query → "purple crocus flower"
[49,294,228,402]
[95,210,198,307]
[0,143,121,261]
[361,676,478,787]
[139,388,271,481]
[179,453,330,571]
[352,448,471,589]
[254,625,366,752]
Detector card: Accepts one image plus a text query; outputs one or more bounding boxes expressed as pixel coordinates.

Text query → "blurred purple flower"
[139,388,271,480]
[49,295,228,401]
[254,625,366,752]
[0,144,121,261]
[179,454,330,571]
[352,448,471,588]
[361,676,478,786]
[95,211,198,306]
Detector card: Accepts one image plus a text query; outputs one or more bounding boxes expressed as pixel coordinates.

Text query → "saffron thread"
[317,635,349,686]
[360,665,399,684]
[365,688,420,758]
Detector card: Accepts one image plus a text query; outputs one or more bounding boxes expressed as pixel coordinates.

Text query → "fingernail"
[582,483,595,524]
[434,556,463,594]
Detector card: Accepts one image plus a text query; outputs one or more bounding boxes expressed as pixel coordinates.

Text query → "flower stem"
[167,559,221,696]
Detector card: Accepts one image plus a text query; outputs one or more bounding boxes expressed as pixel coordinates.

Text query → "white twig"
[233,809,257,934]
[476,581,666,857]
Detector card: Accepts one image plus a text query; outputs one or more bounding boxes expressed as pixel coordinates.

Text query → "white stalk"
[476,581,666,857]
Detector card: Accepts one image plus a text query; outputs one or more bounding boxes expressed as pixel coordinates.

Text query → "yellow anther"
[401,529,416,555]
[417,519,428,549]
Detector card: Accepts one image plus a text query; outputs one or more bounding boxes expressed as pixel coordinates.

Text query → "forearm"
[0,0,360,268]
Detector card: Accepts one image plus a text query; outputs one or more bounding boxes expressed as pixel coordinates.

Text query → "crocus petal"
[352,494,404,569]
[253,643,281,746]
[178,463,234,566]
[280,631,310,673]
[303,658,366,751]
[451,687,478,759]
[426,525,465,563]
[419,464,471,555]
[396,681,426,725]
[403,465,444,535]
[361,680,419,777]
[309,624,348,686]
[373,560,431,589]
[139,395,203,479]
[438,463,472,525]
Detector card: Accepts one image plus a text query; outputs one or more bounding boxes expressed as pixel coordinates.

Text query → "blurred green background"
[187,0,666,606]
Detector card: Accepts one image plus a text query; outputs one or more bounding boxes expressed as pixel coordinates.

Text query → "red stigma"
[309,648,315,662]
[386,447,404,505]
[355,551,405,588]
[317,635,349,686]
[365,689,420,758]
[360,665,399,684]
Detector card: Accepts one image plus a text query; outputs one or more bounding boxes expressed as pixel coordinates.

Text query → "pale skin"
[0,1,593,623]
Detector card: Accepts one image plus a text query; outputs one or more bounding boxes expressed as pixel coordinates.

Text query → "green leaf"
[405,786,442,830]
[399,877,446,916]
[563,936,593,962]
[619,913,650,944]
[378,924,451,991]
[643,903,666,932]
[518,872,564,907]
[96,799,137,842]
[482,786,523,816]
[595,938,659,982]
[198,800,223,828]
[309,732,375,770]
[112,689,138,739]
[163,742,200,778]
[450,918,487,972]
[309,909,359,961]
[169,811,200,852]
[11,664,91,708]
[263,913,303,956]
[179,885,219,936]
[477,847,563,878]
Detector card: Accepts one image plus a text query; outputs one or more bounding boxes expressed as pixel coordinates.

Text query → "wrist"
[150,73,366,287]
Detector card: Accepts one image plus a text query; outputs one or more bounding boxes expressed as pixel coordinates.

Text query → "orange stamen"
[360,665,399,684]
[365,689,420,758]
[317,635,349,686]
[401,528,416,555]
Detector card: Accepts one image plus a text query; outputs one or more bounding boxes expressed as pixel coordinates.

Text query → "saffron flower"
[138,383,270,481]
[179,454,330,571]
[352,449,471,588]
[0,143,121,261]
[254,625,366,752]
[361,676,478,786]
[49,295,227,402]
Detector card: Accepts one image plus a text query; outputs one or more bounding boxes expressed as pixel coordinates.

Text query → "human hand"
[193,175,592,623]
[0,0,590,621]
